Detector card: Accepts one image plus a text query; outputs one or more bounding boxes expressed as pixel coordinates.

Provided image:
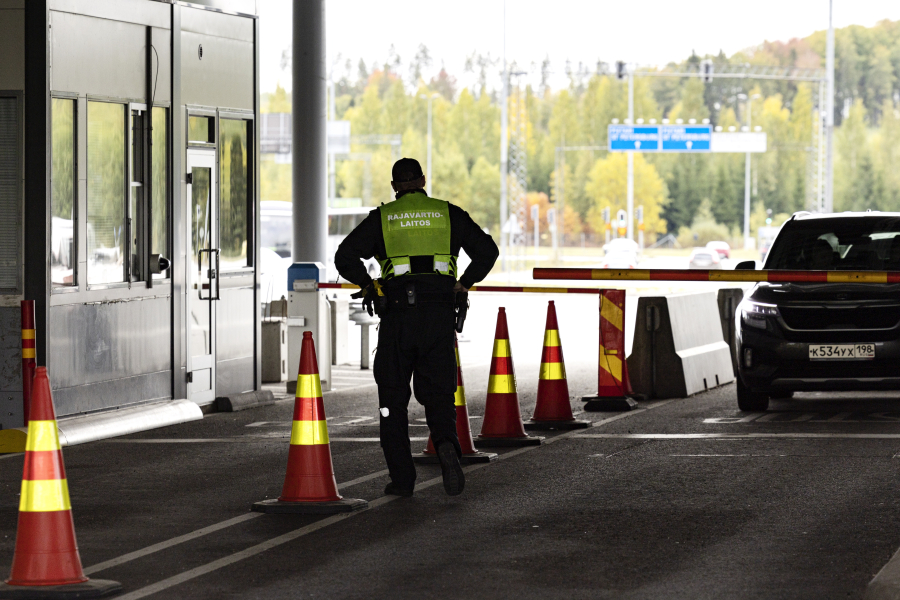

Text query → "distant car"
[603,238,640,256]
[688,247,722,269]
[600,251,638,269]
[706,240,731,259]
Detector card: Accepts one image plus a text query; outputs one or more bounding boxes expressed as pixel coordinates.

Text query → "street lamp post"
[419,93,440,197]
[739,93,761,249]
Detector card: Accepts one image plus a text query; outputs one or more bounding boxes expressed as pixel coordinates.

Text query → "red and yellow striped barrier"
[317,282,601,294]
[533,267,900,284]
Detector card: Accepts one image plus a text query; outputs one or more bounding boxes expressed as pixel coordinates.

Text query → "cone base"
[412,451,498,465]
[0,579,121,599]
[473,435,544,448]
[582,395,638,412]
[252,498,368,515]
[523,419,591,431]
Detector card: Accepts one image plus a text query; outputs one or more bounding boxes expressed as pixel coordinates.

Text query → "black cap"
[392,158,424,183]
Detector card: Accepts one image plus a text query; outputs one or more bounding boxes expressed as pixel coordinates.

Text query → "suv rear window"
[765,216,900,271]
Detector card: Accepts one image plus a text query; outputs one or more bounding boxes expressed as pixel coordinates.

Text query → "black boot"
[437,441,465,496]
[384,482,414,497]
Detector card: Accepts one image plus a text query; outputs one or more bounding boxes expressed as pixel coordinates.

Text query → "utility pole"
[329,76,335,205]
[499,0,508,271]
[824,0,835,213]
[626,68,634,241]
[420,93,438,196]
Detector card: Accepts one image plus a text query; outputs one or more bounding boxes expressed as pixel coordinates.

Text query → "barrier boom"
[318,283,601,294]
[532,268,900,284]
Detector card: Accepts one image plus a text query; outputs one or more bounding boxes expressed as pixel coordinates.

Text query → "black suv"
[735,212,900,411]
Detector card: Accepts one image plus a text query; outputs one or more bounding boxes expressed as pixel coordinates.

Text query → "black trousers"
[373,304,460,489]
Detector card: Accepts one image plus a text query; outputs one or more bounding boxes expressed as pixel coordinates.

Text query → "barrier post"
[21,301,35,426]
[581,290,638,412]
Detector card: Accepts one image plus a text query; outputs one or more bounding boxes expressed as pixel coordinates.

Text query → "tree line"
[262,18,900,246]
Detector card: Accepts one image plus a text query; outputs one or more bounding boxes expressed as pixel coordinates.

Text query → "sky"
[259,0,900,94]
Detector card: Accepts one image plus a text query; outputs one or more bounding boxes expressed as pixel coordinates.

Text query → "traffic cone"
[524,301,591,430]
[474,308,544,448]
[253,331,367,514]
[414,335,497,464]
[581,289,638,411]
[0,367,121,598]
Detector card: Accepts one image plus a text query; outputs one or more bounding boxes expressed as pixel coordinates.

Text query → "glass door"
[187,150,218,403]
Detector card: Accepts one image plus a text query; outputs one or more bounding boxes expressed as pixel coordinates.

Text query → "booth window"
[189,116,214,144]
[219,118,250,270]
[152,107,168,278]
[0,97,18,293]
[51,98,76,287]
[87,101,126,285]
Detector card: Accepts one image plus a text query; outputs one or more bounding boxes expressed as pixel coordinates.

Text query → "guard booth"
[0,0,262,430]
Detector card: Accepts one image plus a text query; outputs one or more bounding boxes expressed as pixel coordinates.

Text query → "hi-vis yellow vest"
[378,192,457,279]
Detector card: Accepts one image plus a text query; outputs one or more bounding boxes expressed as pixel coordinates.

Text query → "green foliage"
[262,18,900,249]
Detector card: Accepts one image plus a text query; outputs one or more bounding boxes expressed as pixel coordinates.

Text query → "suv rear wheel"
[737,377,769,411]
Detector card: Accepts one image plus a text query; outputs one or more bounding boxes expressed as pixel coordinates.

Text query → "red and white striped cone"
[524,301,590,430]
[582,290,637,411]
[414,335,497,464]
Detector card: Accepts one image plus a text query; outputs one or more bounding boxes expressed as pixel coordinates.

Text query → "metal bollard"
[360,323,370,370]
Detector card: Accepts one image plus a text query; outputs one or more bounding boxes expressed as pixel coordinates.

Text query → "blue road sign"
[608,125,712,153]
[608,125,659,151]
[661,125,711,152]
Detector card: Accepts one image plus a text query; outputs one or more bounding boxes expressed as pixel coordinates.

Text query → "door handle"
[212,249,221,301]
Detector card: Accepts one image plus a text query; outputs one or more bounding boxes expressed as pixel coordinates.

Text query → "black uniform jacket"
[334,191,499,294]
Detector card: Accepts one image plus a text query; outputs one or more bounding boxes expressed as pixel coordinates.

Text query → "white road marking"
[112,400,677,598]
[325,382,378,394]
[576,433,900,439]
[703,412,900,424]
[83,469,391,576]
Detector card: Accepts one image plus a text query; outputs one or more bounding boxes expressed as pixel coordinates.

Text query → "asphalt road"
[2,295,900,598]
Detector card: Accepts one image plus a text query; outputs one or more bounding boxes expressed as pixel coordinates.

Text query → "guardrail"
[532,268,900,284]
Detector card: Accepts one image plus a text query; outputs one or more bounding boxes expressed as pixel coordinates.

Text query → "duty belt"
[385,283,454,309]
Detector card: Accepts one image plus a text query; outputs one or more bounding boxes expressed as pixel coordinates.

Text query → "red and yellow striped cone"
[582,290,637,412]
[524,301,591,430]
[474,308,544,448]
[0,367,121,598]
[414,335,497,464]
[253,331,367,514]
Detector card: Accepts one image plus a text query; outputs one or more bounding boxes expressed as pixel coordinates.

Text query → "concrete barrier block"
[716,288,744,376]
[215,390,277,412]
[627,292,734,399]
[262,320,288,383]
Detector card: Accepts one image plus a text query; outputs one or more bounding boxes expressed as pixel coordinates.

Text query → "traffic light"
[766,208,773,225]
[702,59,713,83]
[636,205,644,231]
[602,207,611,229]
[616,61,626,81]
[616,209,627,237]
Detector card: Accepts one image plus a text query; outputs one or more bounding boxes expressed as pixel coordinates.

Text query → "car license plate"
[808,344,875,360]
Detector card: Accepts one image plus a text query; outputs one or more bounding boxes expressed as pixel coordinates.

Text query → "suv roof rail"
[791,211,812,220]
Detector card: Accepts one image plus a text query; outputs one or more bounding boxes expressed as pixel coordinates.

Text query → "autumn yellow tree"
[584,153,668,241]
